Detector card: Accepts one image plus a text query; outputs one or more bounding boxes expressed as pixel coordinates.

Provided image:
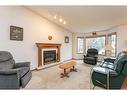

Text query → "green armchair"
[84,48,98,65]
[91,51,127,89]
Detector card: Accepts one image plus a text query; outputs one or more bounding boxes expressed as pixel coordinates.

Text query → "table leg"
[70,66,77,72]
[61,69,69,78]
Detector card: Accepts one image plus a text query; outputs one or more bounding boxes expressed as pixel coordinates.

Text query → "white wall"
[117,25,127,53]
[0,6,72,69]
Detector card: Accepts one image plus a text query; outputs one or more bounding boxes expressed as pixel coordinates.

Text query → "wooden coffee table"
[59,61,77,78]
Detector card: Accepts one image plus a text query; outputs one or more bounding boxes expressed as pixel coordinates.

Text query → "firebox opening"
[43,50,57,65]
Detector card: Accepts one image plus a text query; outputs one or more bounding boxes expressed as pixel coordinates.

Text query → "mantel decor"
[92,32,97,36]
[36,43,62,67]
[10,25,23,41]
[48,36,52,40]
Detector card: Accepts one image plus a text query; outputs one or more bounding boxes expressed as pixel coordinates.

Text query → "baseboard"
[72,58,83,60]
[36,62,60,71]
[60,58,73,63]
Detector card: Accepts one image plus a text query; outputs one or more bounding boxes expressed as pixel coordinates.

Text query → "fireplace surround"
[36,43,61,68]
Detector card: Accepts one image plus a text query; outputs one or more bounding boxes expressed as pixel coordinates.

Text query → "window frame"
[77,37,84,54]
[107,32,117,57]
[85,35,106,55]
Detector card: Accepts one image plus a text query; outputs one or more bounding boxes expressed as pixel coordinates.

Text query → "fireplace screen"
[43,50,57,65]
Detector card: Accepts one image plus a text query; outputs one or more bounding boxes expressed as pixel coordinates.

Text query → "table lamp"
[105,44,114,57]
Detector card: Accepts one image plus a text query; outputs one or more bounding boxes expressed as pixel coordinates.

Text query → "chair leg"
[107,70,109,89]
[70,66,77,72]
[92,85,95,89]
[90,66,94,89]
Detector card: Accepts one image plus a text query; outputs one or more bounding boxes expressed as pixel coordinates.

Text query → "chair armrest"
[14,62,30,68]
[0,69,19,75]
[92,66,118,77]
[94,56,98,59]
[109,71,119,77]
[104,58,115,63]
[84,55,87,57]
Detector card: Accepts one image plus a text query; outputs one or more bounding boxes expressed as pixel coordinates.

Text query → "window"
[77,37,84,53]
[108,33,117,57]
[85,35,106,55]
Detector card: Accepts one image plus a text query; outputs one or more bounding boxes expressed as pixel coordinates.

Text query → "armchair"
[0,51,32,89]
[83,48,98,65]
[91,51,127,89]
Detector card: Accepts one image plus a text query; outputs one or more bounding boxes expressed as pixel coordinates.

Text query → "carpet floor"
[25,60,127,89]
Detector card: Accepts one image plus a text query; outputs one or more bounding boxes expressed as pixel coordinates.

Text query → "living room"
[1,3,127,94]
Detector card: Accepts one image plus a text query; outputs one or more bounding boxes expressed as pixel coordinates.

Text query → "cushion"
[15,67,29,78]
[0,51,15,69]
[87,48,98,56]
[0,59,15,69]
[85,57,95,61]
[0,51,13,62]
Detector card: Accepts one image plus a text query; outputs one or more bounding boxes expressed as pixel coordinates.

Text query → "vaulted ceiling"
[26,6,127,33]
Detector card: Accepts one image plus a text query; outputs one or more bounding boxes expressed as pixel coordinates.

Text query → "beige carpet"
[25,60,127,89]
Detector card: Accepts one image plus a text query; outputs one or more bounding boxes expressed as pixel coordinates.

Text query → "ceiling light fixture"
[54,15,57,19]
[53,15,66,25]
[59,18,63,22]
[63,21,66,25]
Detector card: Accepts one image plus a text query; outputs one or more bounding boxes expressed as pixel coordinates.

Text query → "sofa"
[0,51,32,89]
[83,48,98,65]
[91,51,127,89]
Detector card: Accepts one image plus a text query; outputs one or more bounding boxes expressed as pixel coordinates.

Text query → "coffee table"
[59,61,77,78]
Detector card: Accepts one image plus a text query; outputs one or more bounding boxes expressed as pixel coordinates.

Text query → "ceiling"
[26,6,127,33]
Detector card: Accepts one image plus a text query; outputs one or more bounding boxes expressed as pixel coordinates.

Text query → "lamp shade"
[105,44,114,51]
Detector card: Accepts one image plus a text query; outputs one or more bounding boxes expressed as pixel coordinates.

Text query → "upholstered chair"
[91,51,127,89]
[84,48,98,65]
[0,51,32,89]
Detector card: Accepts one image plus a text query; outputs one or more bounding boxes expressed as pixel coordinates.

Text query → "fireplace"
[43,50,57,65]
[36,43,61,68]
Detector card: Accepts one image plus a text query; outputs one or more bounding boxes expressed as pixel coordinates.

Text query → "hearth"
[43,50,57,65]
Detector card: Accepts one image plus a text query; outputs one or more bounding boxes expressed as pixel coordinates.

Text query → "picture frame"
[65,36,69,43]
[10,26,23,41]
